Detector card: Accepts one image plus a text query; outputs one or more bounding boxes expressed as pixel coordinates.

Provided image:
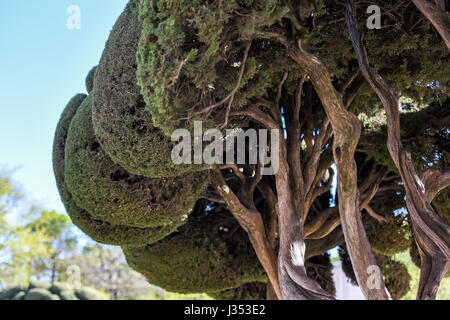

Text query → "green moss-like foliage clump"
[93,0,204,178]
[65,95,208,229]
[432,188,450,226]
[53,94,193,247]
[75,287,110,300]
[123,211,266,294]
[137,0,285,134]
[339,247,411,299]
[25,288,58,300]
[208,282,266,300]
[365,215,410,257]
[0,286,26,300]
[306,253,336,297]
[360,101,449,173]
[85,66,97,94]
[53,93,87,204]
[375,253,411,300]
[0,282,109,300]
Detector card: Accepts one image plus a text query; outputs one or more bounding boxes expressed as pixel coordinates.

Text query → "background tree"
[27,210,78,283]
[59,243,153,300]
[0,174,78,288]
[53,0,449,300]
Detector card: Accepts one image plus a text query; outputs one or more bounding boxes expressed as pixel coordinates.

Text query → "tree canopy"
[53,0,449,300]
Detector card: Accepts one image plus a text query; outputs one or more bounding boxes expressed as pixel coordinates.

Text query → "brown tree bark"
[211,169,283,300]
[275,135,334,300]
[230,105,334,299]
[412,0,450,50]
[346,0,450,300]
[253,29,391,300]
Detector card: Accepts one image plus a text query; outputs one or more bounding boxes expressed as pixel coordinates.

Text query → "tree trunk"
[212,169,283,300]
[51,256,57,284]
[275,144,334,300]
[346,0,450,300]
[252,28,390,300]
[286,42,389,301]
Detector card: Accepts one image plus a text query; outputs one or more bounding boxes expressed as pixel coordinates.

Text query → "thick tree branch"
[420,169,450,201]
[346,0,450,300]
[271,118,334,300]
[254,27,390,300]
[211,169,283,299]
[412,0,450,50]
[364,205,388,224]
[305,227,344,259]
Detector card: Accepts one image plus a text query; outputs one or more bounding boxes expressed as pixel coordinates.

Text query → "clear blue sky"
[0,0,129,212]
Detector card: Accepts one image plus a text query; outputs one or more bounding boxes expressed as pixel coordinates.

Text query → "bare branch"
[200,41,252,117]
[304,207,338,238]
[340,69,360,95]
[364,205,389,224]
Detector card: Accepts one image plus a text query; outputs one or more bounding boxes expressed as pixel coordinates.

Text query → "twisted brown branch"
[346,0,450,300]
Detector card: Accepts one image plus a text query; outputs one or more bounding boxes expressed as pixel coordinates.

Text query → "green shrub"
[29,280,51,290]
[75,288,109,300]
[0,282,109,301]
[24,288,54,300]
[49,282,73,295]
[58,290,79,300]
[0,286,26,300]
[12,291,26,300]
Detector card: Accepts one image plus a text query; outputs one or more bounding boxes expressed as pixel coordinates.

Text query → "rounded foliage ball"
[93,0,204,178]
[65,95,208,230]
[123,211,266,294]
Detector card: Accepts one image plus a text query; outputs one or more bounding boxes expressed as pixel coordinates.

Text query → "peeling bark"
[346,0,450,300]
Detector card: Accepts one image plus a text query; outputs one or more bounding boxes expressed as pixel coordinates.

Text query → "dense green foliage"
[93,0,205,178]
[85,66,97,94]
[0,281,109,300]
[65,96,206,230]
[52,0,449,299]
[339,247,411,300]
[365,215,410,256]
[123,208,266,294]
